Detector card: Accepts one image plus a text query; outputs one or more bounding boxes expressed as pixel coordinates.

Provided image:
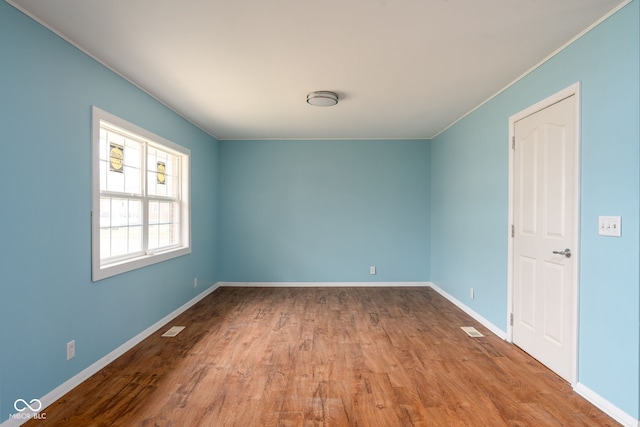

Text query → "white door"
[512,92,578,382]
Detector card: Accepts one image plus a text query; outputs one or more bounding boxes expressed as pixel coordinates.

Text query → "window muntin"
[92,107,190,281]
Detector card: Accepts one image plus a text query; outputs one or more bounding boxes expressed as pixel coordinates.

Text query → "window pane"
[107,162,125,193]
[129,201,142,225]
[159,224,171,247]
[101,128,142,195]
[110,226,129,257]
[99,197,143,261]
[124,139,141,168]
[105,132,125,193]
[148,146,179,198]
[148,200,180,250]
[148,170,166,197]
[147,147,158,196]
[148,224,159,250]
[123,138,142,194]
[100,198,111,227]
[99,129,108,192]
[149,200,159,224]
[128,225,142,253]
[110,199,128,227]
[159,202,170,223]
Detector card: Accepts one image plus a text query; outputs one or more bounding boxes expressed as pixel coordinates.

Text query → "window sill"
[92,246,191,281]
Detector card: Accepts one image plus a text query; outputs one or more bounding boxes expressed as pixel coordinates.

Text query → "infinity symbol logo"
[14,399,42,412]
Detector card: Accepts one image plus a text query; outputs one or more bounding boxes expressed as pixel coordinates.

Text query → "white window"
[92,107,190,281]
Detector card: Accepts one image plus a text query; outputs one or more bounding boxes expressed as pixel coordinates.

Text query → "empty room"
[1,0,638,426]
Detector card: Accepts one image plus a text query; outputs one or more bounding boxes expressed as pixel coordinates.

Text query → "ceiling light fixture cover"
[307,91,338,107]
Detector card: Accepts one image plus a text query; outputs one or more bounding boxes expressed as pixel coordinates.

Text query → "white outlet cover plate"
[67,341,75,360]
[598,216,621,237]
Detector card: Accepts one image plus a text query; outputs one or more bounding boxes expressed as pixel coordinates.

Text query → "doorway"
[507,83,580,383]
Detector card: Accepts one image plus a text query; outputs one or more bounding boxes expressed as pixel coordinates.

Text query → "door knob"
[552,248,572,258]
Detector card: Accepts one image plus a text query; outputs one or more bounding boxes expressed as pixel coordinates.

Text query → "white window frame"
[91,106,191,281]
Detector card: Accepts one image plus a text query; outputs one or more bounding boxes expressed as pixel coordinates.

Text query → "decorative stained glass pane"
[157,161,166,185]
[109,143,124,173]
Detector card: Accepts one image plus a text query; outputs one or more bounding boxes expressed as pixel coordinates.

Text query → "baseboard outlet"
[574,383,639,427]
[218,281,431,288]
[0,283,220,427]
[428,282,507,340]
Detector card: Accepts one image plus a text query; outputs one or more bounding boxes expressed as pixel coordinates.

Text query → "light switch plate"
[598,216,621,237]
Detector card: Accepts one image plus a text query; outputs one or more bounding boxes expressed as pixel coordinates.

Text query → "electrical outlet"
[470,288,474,299]
[67,340,75,360]
[370,266,376,275]
[194,277,198,288]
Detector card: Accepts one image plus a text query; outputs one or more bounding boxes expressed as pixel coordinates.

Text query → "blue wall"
[431,0,639,418]
[0,3,219,422]
[218,139,431,282]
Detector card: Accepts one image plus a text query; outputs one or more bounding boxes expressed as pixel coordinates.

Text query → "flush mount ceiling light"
[307,91,338,107]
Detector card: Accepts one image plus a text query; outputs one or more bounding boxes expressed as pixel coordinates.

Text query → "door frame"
[506,82,581,385]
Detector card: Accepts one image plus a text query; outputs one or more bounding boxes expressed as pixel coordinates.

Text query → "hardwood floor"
[27,287,619,426]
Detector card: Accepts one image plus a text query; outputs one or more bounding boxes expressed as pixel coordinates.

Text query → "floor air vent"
[161,326,185,337]
[461,326,484,338]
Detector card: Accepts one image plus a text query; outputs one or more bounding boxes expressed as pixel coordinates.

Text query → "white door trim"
[507,82,581,386]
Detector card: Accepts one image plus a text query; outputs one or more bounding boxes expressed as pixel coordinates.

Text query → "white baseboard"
[1,283,220,427]
[427,282,507,340]
[574,383,639,427]
[218,281,431,288]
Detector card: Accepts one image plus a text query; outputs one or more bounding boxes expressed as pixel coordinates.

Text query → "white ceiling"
[8,0,626,140]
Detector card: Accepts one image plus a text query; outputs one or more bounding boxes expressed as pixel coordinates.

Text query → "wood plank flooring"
[26,287,619,426]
